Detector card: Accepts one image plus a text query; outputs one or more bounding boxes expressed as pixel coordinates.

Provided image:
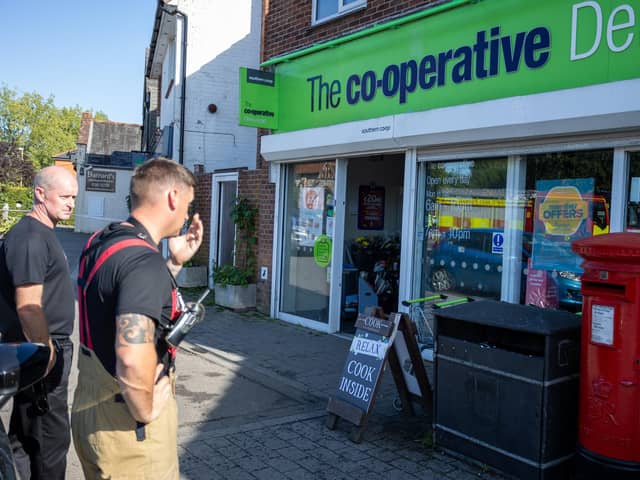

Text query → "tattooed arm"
[114,313,171,423]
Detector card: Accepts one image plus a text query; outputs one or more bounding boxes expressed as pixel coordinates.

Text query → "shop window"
[419,150,613,313]
[421,158,508,301]
[626,152,640,232]
[313,0,366,25]
[280,162,336,324]
[522,150,613,312]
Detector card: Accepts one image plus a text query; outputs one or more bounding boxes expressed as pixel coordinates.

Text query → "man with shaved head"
[0,165,78,479]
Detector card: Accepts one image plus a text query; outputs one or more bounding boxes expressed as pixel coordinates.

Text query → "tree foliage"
[94,111,109,121]
[0,85,82,170]
[0,183,32,236]
[0,142,35,186]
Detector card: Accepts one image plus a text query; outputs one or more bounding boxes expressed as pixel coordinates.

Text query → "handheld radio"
[166,288,210,347]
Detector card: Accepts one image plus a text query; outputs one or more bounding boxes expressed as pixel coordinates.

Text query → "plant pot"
[214,283,256,310]
[176,265,208,288]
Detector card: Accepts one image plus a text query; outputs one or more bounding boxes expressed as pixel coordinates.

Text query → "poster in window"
[531,178,593,272]
[525,259,559,309]
[298,187,324,247]
[358,185,385,230]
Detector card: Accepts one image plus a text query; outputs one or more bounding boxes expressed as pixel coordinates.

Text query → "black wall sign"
[86,169,116,192]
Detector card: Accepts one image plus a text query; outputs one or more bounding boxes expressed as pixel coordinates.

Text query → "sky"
[1,1,158,124]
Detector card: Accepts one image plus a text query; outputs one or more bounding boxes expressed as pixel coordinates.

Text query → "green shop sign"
[258,0,639,132]
[239,67,278,129]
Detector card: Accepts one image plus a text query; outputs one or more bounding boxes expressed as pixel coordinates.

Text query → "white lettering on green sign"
[571,2,636,60]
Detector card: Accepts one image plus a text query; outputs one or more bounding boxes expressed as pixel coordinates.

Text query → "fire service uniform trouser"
[71,347,178,480]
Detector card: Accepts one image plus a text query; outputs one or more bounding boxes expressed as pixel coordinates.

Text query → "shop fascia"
[246,0,639,134]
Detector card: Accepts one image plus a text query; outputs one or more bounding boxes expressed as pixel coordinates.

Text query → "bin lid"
[572,232,640,261]
[433,300,581,335]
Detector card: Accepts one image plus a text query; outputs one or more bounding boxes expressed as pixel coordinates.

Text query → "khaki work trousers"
[71,348,178,480]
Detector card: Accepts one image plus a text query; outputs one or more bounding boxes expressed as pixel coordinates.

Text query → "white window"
[313,0,366,25]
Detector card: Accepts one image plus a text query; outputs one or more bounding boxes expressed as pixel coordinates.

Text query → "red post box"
[572,233,640,479]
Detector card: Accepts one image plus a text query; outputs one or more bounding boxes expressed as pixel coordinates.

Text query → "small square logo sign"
[492,232,504,254]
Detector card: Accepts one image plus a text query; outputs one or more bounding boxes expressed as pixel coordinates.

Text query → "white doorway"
[210,173,239,282]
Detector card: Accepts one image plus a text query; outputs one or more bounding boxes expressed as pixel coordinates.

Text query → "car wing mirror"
[0,343,50,409]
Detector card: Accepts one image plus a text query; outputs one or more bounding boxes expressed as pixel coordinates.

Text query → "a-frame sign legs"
[387,346,415,416]
[388,313,433,414]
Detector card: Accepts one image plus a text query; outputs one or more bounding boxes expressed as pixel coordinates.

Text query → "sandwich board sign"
[327,310,399,442]
[327,309,433,442]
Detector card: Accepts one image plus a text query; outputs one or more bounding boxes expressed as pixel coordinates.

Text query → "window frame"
[311,0,367,26]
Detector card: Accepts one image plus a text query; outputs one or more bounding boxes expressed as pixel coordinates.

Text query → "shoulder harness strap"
[78,233,158,350]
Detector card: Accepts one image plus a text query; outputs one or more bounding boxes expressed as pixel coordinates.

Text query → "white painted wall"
[74,168,133,233]
[156,0,261,172]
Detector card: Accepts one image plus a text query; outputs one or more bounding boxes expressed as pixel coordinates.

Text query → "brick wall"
[242,1,440,315]
[239,139,273,315]
[192,170,212,269]
[263,0,438,60]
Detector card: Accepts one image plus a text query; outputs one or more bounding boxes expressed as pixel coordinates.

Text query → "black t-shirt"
[80,220,178,376]
[0,216,75,341]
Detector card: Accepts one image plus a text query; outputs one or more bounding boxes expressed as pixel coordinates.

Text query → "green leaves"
[230,197,258,281]
[0,184,32,235]
[212,264,252,286]
[213,197,259,285]
[0,84,108,172]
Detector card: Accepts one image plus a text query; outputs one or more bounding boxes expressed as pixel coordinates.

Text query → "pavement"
[4,228,511,479]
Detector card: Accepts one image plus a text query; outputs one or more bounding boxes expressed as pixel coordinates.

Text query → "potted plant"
[176,260,208,288]
[212,197,258,309]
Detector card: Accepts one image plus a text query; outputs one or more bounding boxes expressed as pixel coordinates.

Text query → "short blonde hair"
[129,157,196,209]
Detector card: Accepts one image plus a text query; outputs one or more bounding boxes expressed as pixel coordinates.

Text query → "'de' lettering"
[570,1,637,61]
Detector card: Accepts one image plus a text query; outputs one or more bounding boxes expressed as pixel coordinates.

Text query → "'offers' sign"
[239,67,278,129]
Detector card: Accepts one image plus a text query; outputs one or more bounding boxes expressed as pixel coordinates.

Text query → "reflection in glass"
[217,181,237,267]
[627,152,640,232]
[421,158,508,301]
[280,162,335,323]
[418,150,614,314]
[523,150,612,311]
[316,0,338,20]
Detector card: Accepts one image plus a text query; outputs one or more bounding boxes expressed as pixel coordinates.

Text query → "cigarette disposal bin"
[433,300,580,480]
[572,233,640,479]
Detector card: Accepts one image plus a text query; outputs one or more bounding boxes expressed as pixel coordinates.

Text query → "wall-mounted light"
[207,103,218,114]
